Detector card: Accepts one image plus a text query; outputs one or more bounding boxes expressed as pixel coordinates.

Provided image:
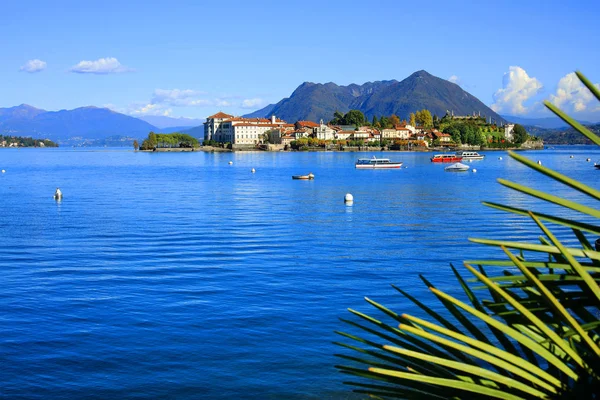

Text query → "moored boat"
[355,156,403,169]
[445,162,470,172]
[292,173,315,180]
[456,150,485,160]
[431,154,463,163]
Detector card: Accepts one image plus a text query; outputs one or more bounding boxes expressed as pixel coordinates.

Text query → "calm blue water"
[1,146,598,399]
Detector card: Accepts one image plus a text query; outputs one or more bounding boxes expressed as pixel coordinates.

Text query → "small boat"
[595,162,600,170]
[355,156,403,169]
[431,154,463,163]
[445,162,470,172]
[456,151,485,160]
[292,173,315,180]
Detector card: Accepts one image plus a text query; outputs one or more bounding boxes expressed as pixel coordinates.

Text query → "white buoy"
[472,169,477,173]
[587,158,591,162]
[251,168,255,173]
[498,157,502,160]
[228,161,233,165]
[344,193,354,203]
[538,160,542,165]
[53,188,62,200]
[570,155,574,158]
[1,169,4,173]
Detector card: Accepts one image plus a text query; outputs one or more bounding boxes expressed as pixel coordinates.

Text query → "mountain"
[181,125,204,140]
[243,71,505,124]
[502,115,597,129]
[0,105,156,142]
[138,115,204,129]
[0,104,46,122]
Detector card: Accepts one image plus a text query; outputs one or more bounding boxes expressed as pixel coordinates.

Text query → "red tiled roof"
[296,121,319,128]
[207,111,234,119]
[233,123,284,127]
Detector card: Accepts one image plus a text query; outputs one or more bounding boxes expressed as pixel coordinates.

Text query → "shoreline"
[139,145,544,153]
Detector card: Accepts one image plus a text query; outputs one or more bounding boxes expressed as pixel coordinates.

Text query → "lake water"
[1,146,598,399]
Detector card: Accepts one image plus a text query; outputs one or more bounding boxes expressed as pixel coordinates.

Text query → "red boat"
[431,154,463,163]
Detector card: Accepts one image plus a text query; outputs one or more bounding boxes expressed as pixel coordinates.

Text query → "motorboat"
[292,173,315,180]
[431,154,463,163]
[445,162,470,172]
[355,156,403,169]
[455,151,485,160]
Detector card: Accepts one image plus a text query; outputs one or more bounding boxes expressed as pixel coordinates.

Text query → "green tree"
[148,132,157,148]
[331,111,345,124]
[344,110,365,127]
[133,140,139,150]
[416,109,433,127]
[372,115,378,126]
[513,124,528,145]
[379,116,390,129]
[389,114,400,127]
[409,113,416,126]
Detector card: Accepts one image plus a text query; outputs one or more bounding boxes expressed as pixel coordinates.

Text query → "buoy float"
[1,169,5,173]
[537,160,542,165]
[251,168,255,173]
[570,155,574,158]
[53,188,62,200]
[587,158,591,162]
[228,161,233,165]
[472,169,477,173]
[498,157,502,160]
[344,193,354,203]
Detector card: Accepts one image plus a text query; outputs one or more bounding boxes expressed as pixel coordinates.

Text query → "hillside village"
[203,110,531,151]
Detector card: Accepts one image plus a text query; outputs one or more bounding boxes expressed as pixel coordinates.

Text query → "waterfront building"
[204,112,292,146]
[334,131,354,141]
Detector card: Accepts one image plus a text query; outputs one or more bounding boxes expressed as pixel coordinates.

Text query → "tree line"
[139,132,199,150]
[0,135,58,147]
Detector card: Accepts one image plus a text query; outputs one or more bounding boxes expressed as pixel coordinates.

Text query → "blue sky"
[2,0,600,120]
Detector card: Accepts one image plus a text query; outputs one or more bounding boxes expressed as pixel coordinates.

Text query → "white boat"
[445,162,470,172]
[355,156,403,169]
[456,151,485,160]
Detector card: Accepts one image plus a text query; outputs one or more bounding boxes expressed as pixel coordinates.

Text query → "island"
[138,132,199,151]
[200,109,542,152]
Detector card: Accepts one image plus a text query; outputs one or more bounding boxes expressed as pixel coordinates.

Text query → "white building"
[204,112,291,146]
[504,124,515,141]
[315,120,336,140]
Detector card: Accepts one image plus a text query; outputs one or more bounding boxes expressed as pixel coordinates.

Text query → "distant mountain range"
[501,115,597,129]
[0,104,208,145]
[0,104,156,142]
[244,70,506,124]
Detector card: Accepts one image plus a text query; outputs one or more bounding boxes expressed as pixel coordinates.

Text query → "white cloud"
[241,98,265,109]
[548,72,600,113]
[448,75,460,85]
[129,103,173,116]
[150,89,218,107]
[69,57,132,74]
[215,100,232,107]
[20,59,47,73]
[491,66,543,115]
